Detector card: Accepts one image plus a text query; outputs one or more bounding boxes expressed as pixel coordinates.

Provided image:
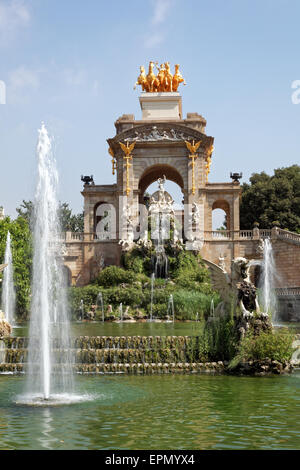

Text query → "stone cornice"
[107,123,214,154]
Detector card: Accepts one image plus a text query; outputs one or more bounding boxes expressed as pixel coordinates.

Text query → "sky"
[0,0,300,220]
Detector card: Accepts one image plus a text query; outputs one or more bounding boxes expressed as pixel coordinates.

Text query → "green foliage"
[94,266,136,287]
[0,216,32,318]
[172,290,220,321]
[16,200,84,232]
[201,318,238,361]
[70,249,220,320]
[240,165,300,231]
[58,202,84,232]
[122,250,145,274]
[172,251,213,294]
[230,329,295,367]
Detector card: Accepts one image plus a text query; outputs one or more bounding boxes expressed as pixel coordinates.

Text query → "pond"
[11,321,206,337]
[11,320,300,338]
[0,372,299,450]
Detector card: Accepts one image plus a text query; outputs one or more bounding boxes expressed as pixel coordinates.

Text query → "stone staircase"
[0,336,225,374]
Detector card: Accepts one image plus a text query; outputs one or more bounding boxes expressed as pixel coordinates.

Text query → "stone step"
[2,335,198,350]
[2,347,206,364]
[0,362,225,374]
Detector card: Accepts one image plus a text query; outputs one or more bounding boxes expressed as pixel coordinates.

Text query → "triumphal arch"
[63,62,300,309]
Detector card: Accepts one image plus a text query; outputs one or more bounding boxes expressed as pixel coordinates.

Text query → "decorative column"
[185,140,201,195]
[120,141,136,197]
[204,144,214,183]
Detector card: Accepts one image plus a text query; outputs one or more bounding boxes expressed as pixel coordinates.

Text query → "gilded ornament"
[134,61,186,93]
[185,140,201,195]
[119,141,136,196]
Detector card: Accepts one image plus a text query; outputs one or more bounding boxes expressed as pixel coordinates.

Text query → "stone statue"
[157,175,166,192]
[0,310,11,338]
[218,253,226,271]
[204,257,268,319]
[192,202,201,225]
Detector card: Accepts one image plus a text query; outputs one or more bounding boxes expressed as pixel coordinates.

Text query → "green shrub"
[172,290,220,320]
[230,329,295,367]
[94,266,136,287]
[202,317,238,361]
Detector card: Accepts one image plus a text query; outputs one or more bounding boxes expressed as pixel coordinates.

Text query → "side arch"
[212,199,231,231]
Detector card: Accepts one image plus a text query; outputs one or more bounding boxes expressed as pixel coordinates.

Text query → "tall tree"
[16,200,84,232]
[240,165,300,232]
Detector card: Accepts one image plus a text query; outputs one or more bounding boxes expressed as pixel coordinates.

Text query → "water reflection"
[0,373,299,450]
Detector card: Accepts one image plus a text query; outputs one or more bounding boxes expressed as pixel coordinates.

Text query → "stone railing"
[60,227,300,244]
[276,287,300,297]
[62,232,117,242]
[276,228,300,244]
[239,230,253,239]
[260,229,272,239]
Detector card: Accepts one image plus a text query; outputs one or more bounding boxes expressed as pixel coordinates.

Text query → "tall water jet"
[260,238,278,321]
[149,273,155,322]
[25,123,73,403]
[167,294,175,323]
[119,303,123,322]
[79,299,84,321]
[1,231,16,325]
[210,299,215,318]
[96,292,104,322]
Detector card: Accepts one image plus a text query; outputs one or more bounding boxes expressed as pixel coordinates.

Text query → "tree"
[16,200,84,232]
[0,216,32,318]
[240,165,300,232]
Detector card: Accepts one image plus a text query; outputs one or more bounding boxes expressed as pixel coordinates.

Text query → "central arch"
[138,164,184,196]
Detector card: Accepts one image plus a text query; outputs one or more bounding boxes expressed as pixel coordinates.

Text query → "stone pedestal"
[139,92,182,120]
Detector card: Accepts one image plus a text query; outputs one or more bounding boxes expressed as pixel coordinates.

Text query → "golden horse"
[134,61,186,93]
[162,62,173,92]
[134,65,149,91]
[156,63,166,91]
[172,64,186,92]
[146,61,160,92]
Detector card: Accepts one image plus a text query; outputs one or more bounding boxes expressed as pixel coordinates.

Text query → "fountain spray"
[26,123,73,402]
[260,238,278,321]
[1,231,16,325]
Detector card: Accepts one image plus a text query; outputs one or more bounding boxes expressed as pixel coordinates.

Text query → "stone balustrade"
[58,228,300,244]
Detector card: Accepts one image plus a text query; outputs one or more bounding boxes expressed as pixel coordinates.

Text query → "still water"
[12,321,205,338]
[0,373,299,450]
[12,321,300,338]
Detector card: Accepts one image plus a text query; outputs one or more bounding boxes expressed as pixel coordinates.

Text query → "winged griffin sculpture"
[204,257,266,319]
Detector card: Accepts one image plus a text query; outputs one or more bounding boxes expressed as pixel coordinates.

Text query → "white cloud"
[144,0,172,48]
[63,68,87,87]
[0,0,31,44]
[152,0,171,25]
[92,79,100,97]
[144,32,165,48]
[8,65,39,103]
[10,65,39,89]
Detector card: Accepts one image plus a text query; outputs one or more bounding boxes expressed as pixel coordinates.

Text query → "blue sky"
[0,0,300,218]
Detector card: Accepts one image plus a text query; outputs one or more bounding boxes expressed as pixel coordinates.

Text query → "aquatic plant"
[229,329,295,368]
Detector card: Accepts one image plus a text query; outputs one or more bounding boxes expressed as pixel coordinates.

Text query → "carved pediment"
[108,123,213,151]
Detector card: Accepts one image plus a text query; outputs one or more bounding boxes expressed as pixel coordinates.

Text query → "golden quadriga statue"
[134,62,186,93]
